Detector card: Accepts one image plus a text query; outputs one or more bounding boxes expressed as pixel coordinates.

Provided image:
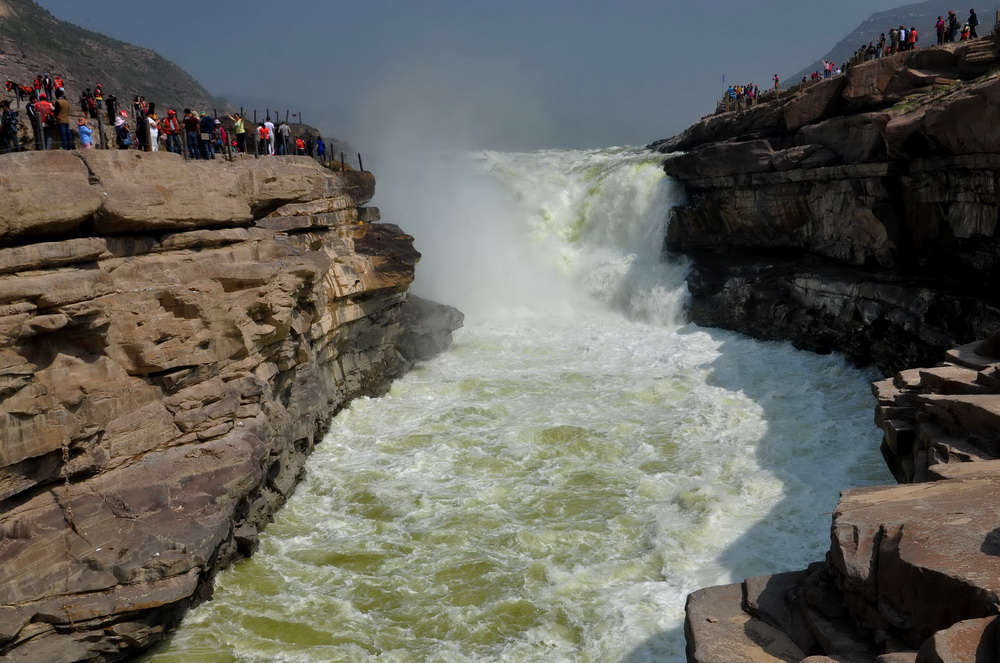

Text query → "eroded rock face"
[670,38,1000,663]
[0,153,461,661]
[655,38,1000,374]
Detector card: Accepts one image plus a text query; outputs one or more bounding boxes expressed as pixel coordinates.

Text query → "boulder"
[915,616,998,663]
[685,583,806,663]
[831,478,1000,647]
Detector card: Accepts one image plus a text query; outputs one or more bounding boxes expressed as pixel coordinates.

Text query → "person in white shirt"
[264,116,276,156]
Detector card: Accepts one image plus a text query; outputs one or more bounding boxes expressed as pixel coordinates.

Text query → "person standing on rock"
[969,9,979,38]
[25,94,40,151]
[936,16,946,44]
[105,93,117,125]
[161,110,180,154]
[183,109,200,158]
[53,90,73,150]
[264,116,275,156]
[197,112,214,159]
[277,119,290,155]
[0,100,19,154]
[227,111,247,154]
[77,118,93,150]
[114,116,131,149]
[948,11,960,42]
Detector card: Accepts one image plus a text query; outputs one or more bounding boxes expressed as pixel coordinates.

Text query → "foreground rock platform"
[0,152,463,661]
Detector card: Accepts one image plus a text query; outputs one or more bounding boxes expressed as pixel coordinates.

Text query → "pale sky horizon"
[35,0,908,151]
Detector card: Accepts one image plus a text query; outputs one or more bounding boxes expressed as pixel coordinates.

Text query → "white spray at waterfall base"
[144,148,889,663]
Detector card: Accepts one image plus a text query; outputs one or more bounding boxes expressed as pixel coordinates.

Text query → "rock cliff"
[659,35,1000,663]
[654,37,1000,374]
[0,151,462,661]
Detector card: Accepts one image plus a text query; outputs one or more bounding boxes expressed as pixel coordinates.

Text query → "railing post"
[358,153,363,171]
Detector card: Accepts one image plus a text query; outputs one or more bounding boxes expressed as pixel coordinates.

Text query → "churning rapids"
[146,148,890,662]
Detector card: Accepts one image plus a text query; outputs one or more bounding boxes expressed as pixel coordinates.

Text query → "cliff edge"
[656,34,1000,663]
[654,36,1000,374]
[0,151,462,661]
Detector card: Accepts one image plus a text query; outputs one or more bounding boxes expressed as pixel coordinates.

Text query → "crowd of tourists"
[0,71,330,161]
[847,9,980,66]
[721,8,985,111]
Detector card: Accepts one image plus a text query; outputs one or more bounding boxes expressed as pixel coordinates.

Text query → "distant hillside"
[789,1,1000,82]
[0,0,226,112]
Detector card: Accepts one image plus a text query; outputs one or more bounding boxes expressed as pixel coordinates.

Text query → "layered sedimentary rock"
[666,37,1000,663]
[654,37,1000,374]
[0,151,462,661]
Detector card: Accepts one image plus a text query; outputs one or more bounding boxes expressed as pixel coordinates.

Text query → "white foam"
[145,148,888,663]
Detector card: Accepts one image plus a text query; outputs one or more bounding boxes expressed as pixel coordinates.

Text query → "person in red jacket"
[160,109,181,154]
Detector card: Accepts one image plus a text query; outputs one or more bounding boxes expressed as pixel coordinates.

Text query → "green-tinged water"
[144,148,888,662]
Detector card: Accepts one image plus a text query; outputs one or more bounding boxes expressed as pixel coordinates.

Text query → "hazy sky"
[35,0,906,150]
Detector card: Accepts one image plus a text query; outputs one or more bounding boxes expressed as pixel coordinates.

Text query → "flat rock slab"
[832,478,1000,647]
[686,582,806,663]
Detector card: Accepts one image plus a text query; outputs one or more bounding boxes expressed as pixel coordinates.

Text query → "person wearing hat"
[161,109,181,154]
[114,116,132,150]
[77,117,93,150]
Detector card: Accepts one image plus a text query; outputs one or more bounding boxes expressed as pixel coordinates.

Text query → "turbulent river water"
[145,148,890,662]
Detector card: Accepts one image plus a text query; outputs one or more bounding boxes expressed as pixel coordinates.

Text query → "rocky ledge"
[653,36,1000,374]
[661,32,1000,663]
[0,151,462,661]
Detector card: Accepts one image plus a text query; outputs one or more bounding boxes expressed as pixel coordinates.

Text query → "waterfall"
[145,148,888,663]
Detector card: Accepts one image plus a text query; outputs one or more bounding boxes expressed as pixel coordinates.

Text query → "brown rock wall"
[0,152,461,661]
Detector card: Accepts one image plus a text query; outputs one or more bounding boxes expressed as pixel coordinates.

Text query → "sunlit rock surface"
[653,37,1000,375]
[0,152,462,661]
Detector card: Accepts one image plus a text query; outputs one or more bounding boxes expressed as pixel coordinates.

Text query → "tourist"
[316,136,325,161]
[948,11,960,42]
[936,16,946,44]
[256,122,268,156]
[277,120,290,155]
[295,136,305,155]
[52,90,72,150]
[198,111,215,159]
[264,116,275,155]
[161,109,181,154]
[34,92,55,150]
[25,93,41,150]
[77,118,93,150]
[105,93,117,125]
[42,73,52,101]
[970,9,979,38]
[908,26,918,50]
[147,108,159,151]
[53,75,64,96]
[228,111,246,153]
[0,100,19,153]
[183,109,200,158]
[114,116,132,149]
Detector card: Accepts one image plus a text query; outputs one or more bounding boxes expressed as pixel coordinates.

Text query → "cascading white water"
[145,148,889,663]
